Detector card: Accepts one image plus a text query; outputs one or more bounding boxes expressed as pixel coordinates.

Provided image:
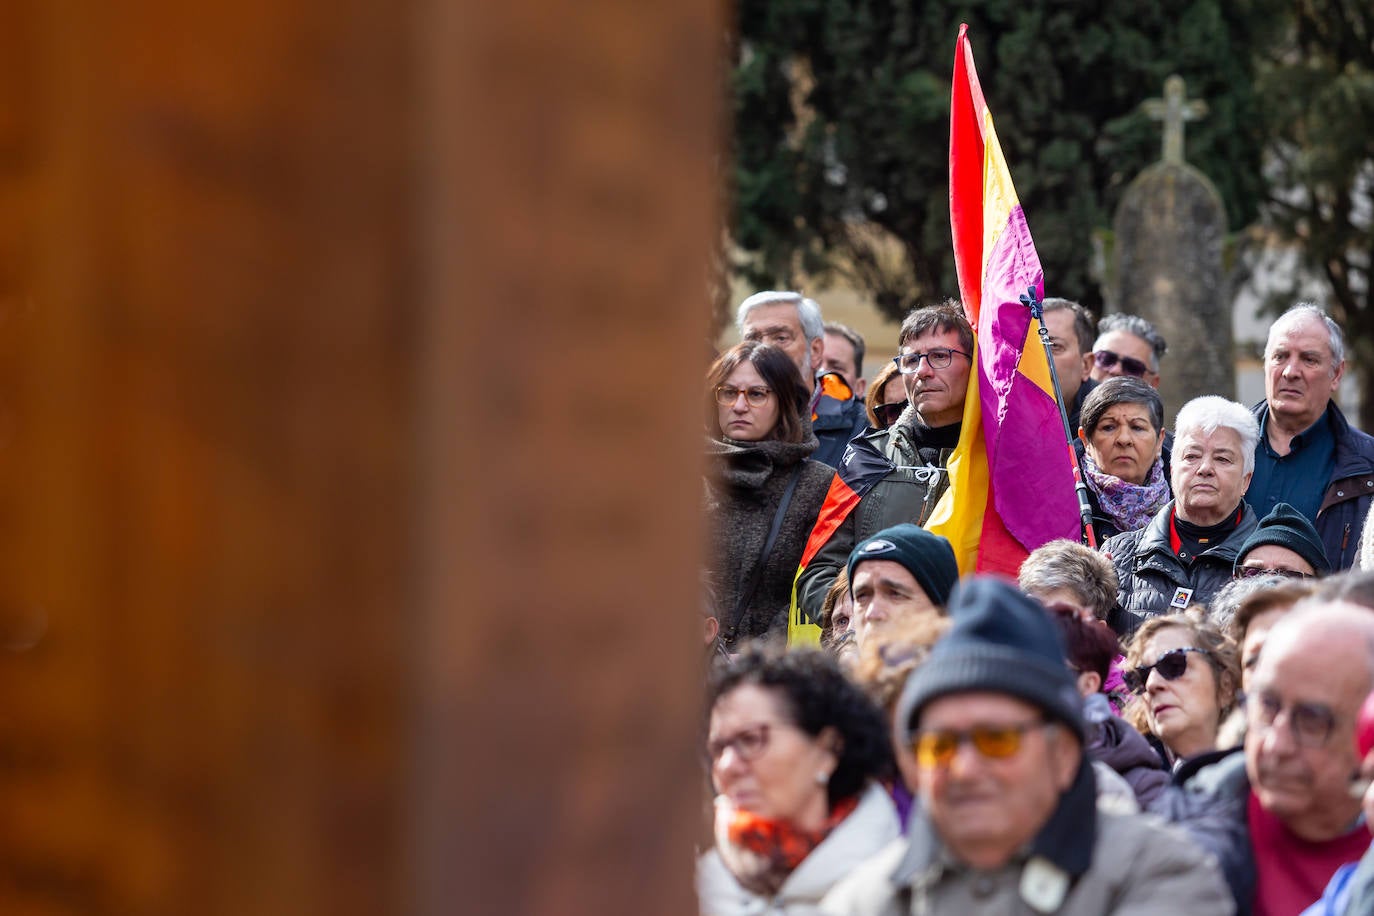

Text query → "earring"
[815,770,829,785]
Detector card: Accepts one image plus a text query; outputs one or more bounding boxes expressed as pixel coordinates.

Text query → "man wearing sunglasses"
[1151,603,1374,915]
[1089,313,1167,389]
[795,303,970,623]
[823,578,1231,915]
[1246,303,1374,571]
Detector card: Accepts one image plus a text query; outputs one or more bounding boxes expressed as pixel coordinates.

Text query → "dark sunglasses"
[1235,564,1313,581]
[874,401,906,427]
[1092,349,1150,378]
[1124,646,1209,694]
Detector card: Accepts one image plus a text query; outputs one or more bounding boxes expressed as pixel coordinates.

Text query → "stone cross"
[1142,75,1208,165]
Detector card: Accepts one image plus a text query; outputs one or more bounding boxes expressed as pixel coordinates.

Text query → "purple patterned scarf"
[1082,449,1170,534]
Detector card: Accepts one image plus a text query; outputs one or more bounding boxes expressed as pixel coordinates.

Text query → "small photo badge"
[1170,587,1194,609]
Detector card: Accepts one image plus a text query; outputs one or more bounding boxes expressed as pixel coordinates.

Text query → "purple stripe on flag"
[977,206,1079,547]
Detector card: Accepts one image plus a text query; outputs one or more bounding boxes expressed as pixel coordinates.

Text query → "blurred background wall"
[0,1,717,913]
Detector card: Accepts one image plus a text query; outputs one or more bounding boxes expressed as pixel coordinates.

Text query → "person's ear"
[809,335,824,373]
[1047,725,1080,791]
[816,725,843,770]
[703,615,719,647]
[1076,670,1102,698]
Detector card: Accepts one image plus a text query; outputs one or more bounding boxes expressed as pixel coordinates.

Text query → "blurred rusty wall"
[0,1,717,914]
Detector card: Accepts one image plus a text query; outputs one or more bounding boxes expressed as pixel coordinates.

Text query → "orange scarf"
[716,795,858,897]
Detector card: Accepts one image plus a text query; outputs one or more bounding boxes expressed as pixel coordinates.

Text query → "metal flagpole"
[1020,287,1099,548]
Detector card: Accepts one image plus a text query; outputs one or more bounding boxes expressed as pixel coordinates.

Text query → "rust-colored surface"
[0,0,717,913]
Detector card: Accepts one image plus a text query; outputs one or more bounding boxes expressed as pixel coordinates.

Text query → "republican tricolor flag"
[925,24,1079,575]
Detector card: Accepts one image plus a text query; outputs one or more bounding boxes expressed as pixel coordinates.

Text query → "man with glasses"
[736,291,867,468]
[822,578,1231,914]
[1152,602,1374,915]
[1232,502,1331,582]
[1089,313,1167,389]
[1245,303,1374,570]
[796,303,971,623]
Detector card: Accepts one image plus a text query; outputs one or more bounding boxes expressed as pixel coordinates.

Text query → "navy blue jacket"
[811,390,868,469]
[1249,401,1374,570]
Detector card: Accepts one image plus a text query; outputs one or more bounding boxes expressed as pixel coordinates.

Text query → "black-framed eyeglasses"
[1092,349,1150,378]
[1235,564,1313,581]
[714,384,773,408]
[706,722,774,765]
[1124,646,1210,694]
[894,347,970,374]
[873,401,906,427]
[1244,691,1337,748]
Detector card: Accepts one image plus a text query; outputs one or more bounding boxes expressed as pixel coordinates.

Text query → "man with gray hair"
[736,291,866,468]
[1090,313,1167,390]
[1246,303,1374,570]
[1152,600,1374,914]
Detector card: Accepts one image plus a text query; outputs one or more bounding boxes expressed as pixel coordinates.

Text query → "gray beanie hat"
[896,577,1085,742]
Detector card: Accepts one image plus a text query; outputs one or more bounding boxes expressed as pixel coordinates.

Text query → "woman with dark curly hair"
[705,341,835,648]
[697,647,897,915]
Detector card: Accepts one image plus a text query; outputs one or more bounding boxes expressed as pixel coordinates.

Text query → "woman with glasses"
[705,341,835,649]
[1074,377,1170,542]
[1103,395,1262,638]
[698,648,898,915]
[1123,609,1241,783]
[862,360,907,431]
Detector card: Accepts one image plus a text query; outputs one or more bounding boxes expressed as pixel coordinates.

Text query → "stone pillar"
[0,1,717,914]
[1109,76,1233,426]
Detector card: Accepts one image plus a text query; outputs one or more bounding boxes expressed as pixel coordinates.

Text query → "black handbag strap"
[724,464,804,644]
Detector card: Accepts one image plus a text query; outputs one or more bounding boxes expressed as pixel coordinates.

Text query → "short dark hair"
[898,300,973,354]
[824,322,866,380]
[708,646,894,806]
[705,341,810,443]
[1079,376,1165,436]
[1049,611,1121,684]
[1041,298,1096,355]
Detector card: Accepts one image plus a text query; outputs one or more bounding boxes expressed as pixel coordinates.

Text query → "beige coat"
[820,808,1234,916]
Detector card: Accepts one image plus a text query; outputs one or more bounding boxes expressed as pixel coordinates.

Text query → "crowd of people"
[699,290,1374,915]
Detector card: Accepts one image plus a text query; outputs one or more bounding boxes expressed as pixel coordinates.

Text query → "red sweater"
[1249,791,1371,916]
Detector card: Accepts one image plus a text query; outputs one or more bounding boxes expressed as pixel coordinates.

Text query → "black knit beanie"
[1234,502,1330,575]
[896,576,1085,741]
[847,523,959,608]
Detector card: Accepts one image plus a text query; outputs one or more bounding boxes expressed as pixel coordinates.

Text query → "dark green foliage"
[730,0,1283,321]
[1255,2,1374,423]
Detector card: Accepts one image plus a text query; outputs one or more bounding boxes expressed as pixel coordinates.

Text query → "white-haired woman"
[1101,396,1261,640]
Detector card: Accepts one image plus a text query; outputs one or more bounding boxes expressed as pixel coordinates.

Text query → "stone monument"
[1109,76,1234,426]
